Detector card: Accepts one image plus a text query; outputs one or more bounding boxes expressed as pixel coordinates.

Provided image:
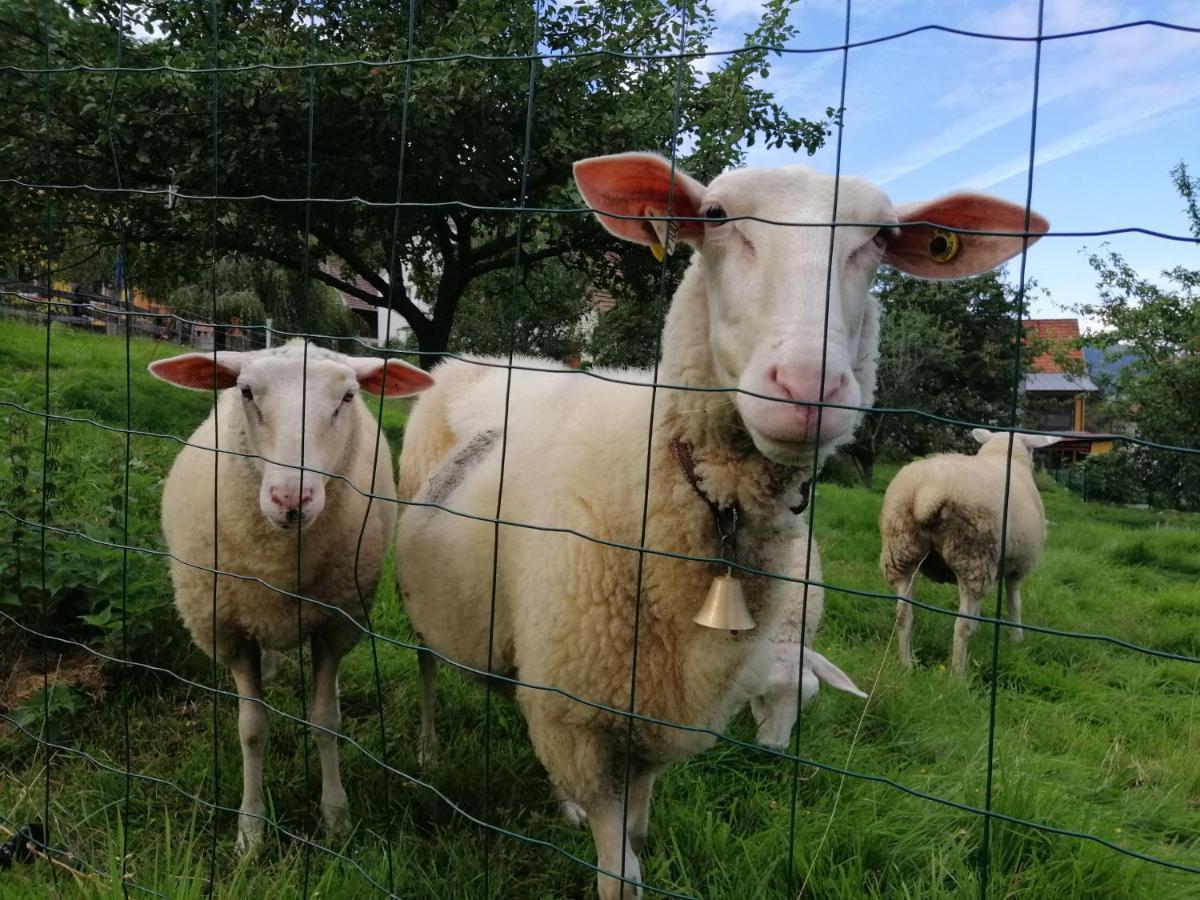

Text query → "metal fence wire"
[1,1,1199,898]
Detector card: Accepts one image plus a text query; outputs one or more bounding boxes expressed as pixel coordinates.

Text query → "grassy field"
[1,317,1199,899]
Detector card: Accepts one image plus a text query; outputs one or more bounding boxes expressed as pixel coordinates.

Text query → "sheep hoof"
[260,650,281,683]
[1010,628,1025,643]
[559,798,588,828]
[235,815,265,855]
[322,801,351,836]
[417,734,438,769]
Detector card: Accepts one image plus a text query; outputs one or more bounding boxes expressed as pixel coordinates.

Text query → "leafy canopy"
[1,0,831,356]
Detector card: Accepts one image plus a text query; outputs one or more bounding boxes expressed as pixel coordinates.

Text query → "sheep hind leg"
[893,572,918,669]
[229,644,269,854]
[417,648,439,768]
[552,783,588,828]
[310,635,350,836]
[1007,579,1024,642]
[951,583,985,679]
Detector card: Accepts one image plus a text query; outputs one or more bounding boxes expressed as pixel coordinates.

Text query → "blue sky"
[702,0,1200,331]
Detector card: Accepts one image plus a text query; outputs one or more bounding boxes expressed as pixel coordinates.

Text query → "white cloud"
[862,3,1200,187]
[960,77,1200,189]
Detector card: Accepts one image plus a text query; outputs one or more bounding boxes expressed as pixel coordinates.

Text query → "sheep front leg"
[588,797,643,900]
[1006,579,1024,642]
[310,635,350,835]
[417,648,439,768]
[625,764,658,856]
[229,645,269,854]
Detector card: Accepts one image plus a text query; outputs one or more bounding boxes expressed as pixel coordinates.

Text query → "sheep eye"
[873,227,893,249]
[240,385,253,401]
[341,391,355,404]
[703,205,727,224]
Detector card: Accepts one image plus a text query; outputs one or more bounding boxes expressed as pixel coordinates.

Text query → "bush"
[1072,445,1200,510]
[0,406,186,665]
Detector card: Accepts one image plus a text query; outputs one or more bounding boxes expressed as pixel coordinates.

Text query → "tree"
[1,0,831,360]
[1078,162,1200,508]
[165,255,359,349]
[843,268,1040,487]
[443,256,593,360]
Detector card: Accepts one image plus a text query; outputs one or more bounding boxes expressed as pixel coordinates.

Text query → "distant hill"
[1083,344,1139,389]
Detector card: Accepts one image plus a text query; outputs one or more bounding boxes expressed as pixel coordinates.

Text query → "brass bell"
[693,572,755,631]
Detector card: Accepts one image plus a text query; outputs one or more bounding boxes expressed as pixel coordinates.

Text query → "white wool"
[879,429,1059,676]
[154,340,418,851]
[397,153,1046,899]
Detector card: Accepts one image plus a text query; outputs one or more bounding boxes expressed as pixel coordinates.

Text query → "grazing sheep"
[149,340,433,852]
[879,428,1060,678]
[749,537,867,751]
[397,152,1046,898]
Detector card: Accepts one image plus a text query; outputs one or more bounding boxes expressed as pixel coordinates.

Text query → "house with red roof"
[1022,318,1113,463]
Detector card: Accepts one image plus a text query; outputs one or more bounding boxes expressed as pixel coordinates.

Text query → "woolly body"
[397,309,811,771]
[879,430,1055,675]
[155,340,429,852]
[163,362,397,660]
[398,153,1047,898]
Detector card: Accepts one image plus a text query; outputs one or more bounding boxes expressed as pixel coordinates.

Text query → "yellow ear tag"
[650,243,666,262]
[928,230,960,264]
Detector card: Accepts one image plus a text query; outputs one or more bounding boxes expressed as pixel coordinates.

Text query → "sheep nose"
[269,485,315,515]
[766,366,850,405]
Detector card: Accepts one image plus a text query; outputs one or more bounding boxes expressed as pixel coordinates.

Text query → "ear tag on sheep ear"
[694,567,755,631]
[647,209,678,262]
[928,229,961,264]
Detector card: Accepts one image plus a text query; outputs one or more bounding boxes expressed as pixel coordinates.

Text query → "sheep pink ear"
[883,193,1049,280]
[351,357,434,397]
[148,352,245,391]
[573,152,706,250]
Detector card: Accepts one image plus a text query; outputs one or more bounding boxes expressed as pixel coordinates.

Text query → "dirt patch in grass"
[0,625,106,726]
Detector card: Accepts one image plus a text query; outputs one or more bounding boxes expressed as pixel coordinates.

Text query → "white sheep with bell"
[150,339,433,851]
[880,428,1060,677]
[396,152,1047,899]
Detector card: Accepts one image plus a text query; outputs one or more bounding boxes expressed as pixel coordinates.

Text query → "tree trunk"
[417,274,467,370]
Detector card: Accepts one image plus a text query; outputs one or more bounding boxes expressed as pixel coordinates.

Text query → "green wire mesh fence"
[1,1,1199,898]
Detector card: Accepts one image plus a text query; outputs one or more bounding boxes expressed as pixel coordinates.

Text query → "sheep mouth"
[262,510,321,531]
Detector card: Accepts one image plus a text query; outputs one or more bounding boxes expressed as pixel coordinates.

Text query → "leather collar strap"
[791,479,812,516]
[669,436,739,564]
[670,436,812,518]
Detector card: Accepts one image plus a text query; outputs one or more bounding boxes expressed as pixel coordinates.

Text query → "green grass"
[2,318,1199,899]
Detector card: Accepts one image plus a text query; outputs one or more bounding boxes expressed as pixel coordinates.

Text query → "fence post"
[265,317,273,349]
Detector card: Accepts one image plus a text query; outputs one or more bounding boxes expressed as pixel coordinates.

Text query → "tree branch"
[308,224,389,296]
[468,243,566,279]
[429,216,455,263]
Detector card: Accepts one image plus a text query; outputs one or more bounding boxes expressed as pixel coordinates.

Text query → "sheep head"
[150,341,432,528]
[575,152,1048,467]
